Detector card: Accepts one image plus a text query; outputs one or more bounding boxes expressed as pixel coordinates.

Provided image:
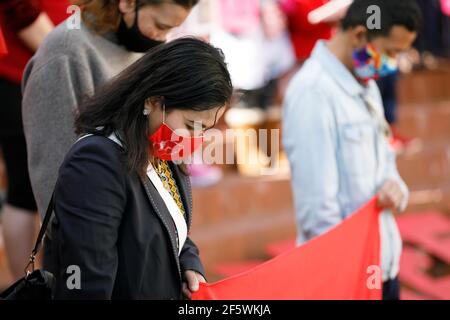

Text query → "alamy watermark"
[66,265,81,290]
[367,5,381,30]
[66,5,81,30]
[366,265,382,290]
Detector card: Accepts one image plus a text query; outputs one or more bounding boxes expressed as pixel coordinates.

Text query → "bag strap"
[24,191,55,276]
[24,133,109,276]
[24,133,99,276]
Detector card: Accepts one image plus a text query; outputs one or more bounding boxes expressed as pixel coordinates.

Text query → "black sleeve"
[179,236,206,279]
[53,138,126,299]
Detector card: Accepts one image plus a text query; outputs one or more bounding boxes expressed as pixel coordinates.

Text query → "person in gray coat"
[22,0,198,221]
[46,38,232,299]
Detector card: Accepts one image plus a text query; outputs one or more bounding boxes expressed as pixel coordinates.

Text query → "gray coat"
[22,20,142,218]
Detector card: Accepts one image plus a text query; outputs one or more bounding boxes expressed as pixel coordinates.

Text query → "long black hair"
[75,37,233,177]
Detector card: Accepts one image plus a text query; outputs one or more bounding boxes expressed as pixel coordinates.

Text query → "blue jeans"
[376,72,398,125]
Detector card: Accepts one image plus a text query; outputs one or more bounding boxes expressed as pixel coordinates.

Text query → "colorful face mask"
[352,43,398,83]
[148,105,204,161]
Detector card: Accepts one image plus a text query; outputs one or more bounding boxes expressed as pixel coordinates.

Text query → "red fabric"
[0,0,69,84]
[193,197,382,300]
[280,0,332,60]
[0,27,7,56]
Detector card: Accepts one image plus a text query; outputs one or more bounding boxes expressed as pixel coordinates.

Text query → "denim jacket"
[282,41,408,281]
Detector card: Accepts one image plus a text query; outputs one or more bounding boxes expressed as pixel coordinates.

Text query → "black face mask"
[117,3,164,53]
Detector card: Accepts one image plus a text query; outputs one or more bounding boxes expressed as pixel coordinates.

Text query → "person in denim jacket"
[283,0,422,300]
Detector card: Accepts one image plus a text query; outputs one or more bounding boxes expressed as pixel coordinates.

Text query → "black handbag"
[0,193,56,300]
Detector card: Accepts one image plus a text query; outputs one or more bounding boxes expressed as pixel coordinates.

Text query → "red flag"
[0,27,7,56]
[193,197,382,300]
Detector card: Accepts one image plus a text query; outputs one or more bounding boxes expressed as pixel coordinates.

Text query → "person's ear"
[351,25,369,50]
[144,97,163,114]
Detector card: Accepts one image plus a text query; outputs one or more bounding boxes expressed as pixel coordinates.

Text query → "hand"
[377,180,404,211]
[182,270,206,300]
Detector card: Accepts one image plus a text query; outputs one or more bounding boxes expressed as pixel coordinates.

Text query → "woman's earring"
[143,109,150,116]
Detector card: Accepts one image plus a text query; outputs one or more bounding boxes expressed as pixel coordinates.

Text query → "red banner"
[0,27,7,56]
[193,197,382,300]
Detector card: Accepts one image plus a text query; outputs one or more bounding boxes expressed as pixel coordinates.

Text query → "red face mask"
[148,106,204,161]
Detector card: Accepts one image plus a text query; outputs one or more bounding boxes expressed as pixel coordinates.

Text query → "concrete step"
[397,66,450,105]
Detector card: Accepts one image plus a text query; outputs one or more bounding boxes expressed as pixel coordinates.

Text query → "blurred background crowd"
[1,0,450,299]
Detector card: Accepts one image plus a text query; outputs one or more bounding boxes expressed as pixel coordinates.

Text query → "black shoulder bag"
[0,193,56,300]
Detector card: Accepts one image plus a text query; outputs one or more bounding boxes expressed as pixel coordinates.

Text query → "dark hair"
[341,0,422,39]
[75,37,233,177]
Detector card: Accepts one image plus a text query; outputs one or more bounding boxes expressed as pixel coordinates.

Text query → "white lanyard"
[76,133,94,142]
[146,163,188,255]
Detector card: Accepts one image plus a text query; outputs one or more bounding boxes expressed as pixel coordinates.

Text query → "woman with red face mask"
[21,0,199,235]
[43,38,232,299]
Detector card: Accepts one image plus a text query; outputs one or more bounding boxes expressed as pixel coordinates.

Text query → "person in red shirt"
[0,0,68,280]
[280,0,333,63]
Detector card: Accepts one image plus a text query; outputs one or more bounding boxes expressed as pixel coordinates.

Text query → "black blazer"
[43,134,205,299]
